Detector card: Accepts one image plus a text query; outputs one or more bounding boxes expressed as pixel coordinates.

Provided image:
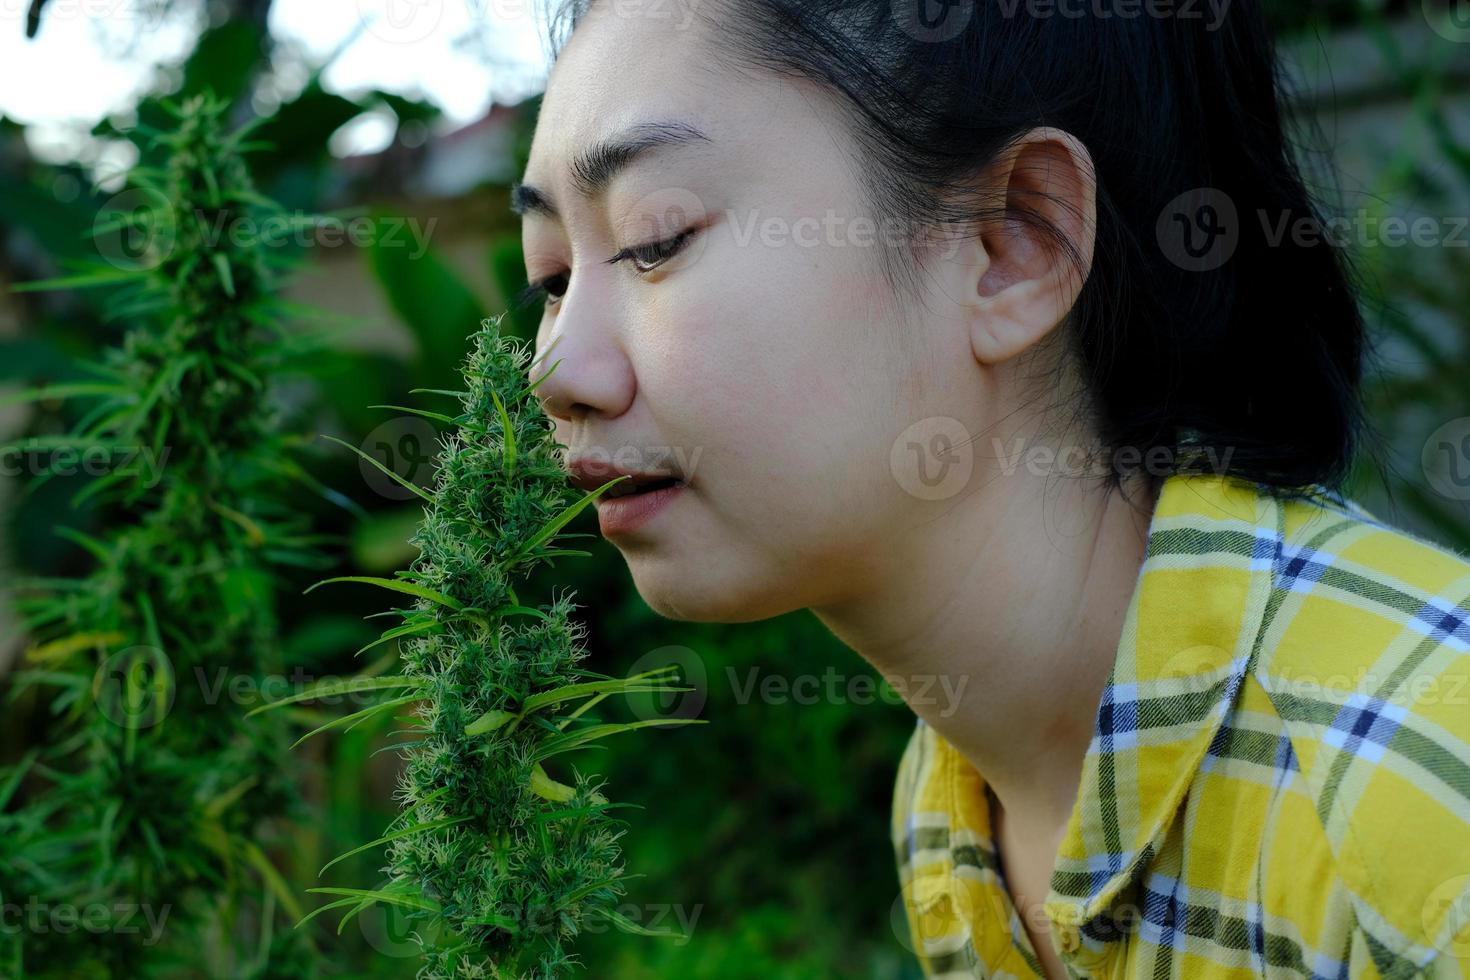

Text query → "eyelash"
[516,228,697,310]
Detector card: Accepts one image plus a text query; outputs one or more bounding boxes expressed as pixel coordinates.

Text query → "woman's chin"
[631,566,801,625]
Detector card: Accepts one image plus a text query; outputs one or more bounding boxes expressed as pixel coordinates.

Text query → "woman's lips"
[595,481,687,536]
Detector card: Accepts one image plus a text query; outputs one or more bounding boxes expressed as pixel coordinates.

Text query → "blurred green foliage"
[2,93,327,978]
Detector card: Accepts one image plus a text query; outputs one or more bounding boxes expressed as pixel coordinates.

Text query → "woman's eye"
[516,273,568,310]
[516,228,698,312]
[614,228,697,274]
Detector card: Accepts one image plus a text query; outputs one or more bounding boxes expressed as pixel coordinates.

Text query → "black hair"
[537,0,1387,507]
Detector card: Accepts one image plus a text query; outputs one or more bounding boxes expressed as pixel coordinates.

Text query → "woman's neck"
[812,468,1159,836]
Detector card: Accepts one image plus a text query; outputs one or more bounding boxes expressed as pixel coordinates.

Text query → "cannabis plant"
[1,94,326,978]
[252,314,702,979]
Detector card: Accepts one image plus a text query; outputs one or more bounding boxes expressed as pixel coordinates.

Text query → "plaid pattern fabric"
[891,471,1470,979]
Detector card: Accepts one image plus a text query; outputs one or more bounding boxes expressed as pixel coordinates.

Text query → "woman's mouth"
[596,479,687,535]
[603,477,686,499]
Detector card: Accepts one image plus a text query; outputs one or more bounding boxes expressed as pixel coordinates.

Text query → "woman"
[511,1,1470,976]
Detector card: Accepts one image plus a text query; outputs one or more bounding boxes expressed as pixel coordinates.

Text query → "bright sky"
[0,0,554,170]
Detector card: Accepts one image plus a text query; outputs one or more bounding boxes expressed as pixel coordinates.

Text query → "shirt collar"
[914,471,1289,949]
[1040,470,1286,933]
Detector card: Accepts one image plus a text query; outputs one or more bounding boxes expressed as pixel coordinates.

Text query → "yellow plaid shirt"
[892,471,1470,979]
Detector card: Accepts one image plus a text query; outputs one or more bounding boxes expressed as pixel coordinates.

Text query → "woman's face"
[518,4,1010,623]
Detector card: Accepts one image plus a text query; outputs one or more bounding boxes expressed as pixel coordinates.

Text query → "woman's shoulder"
[1247,485,1470,975]
[1252,484,1470,707]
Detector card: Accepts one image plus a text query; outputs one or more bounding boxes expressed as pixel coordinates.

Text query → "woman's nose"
[530,317,637,424]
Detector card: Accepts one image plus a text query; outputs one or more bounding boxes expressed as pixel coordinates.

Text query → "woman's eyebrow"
[510,120,713,221]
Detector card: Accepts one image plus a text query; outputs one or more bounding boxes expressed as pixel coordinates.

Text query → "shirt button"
[1056,922,1081,954]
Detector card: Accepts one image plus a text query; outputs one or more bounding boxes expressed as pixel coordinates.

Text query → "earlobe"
[969,279,1054,364]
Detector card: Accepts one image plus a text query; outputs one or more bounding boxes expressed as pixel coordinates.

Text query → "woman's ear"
[966,127,1097,366]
